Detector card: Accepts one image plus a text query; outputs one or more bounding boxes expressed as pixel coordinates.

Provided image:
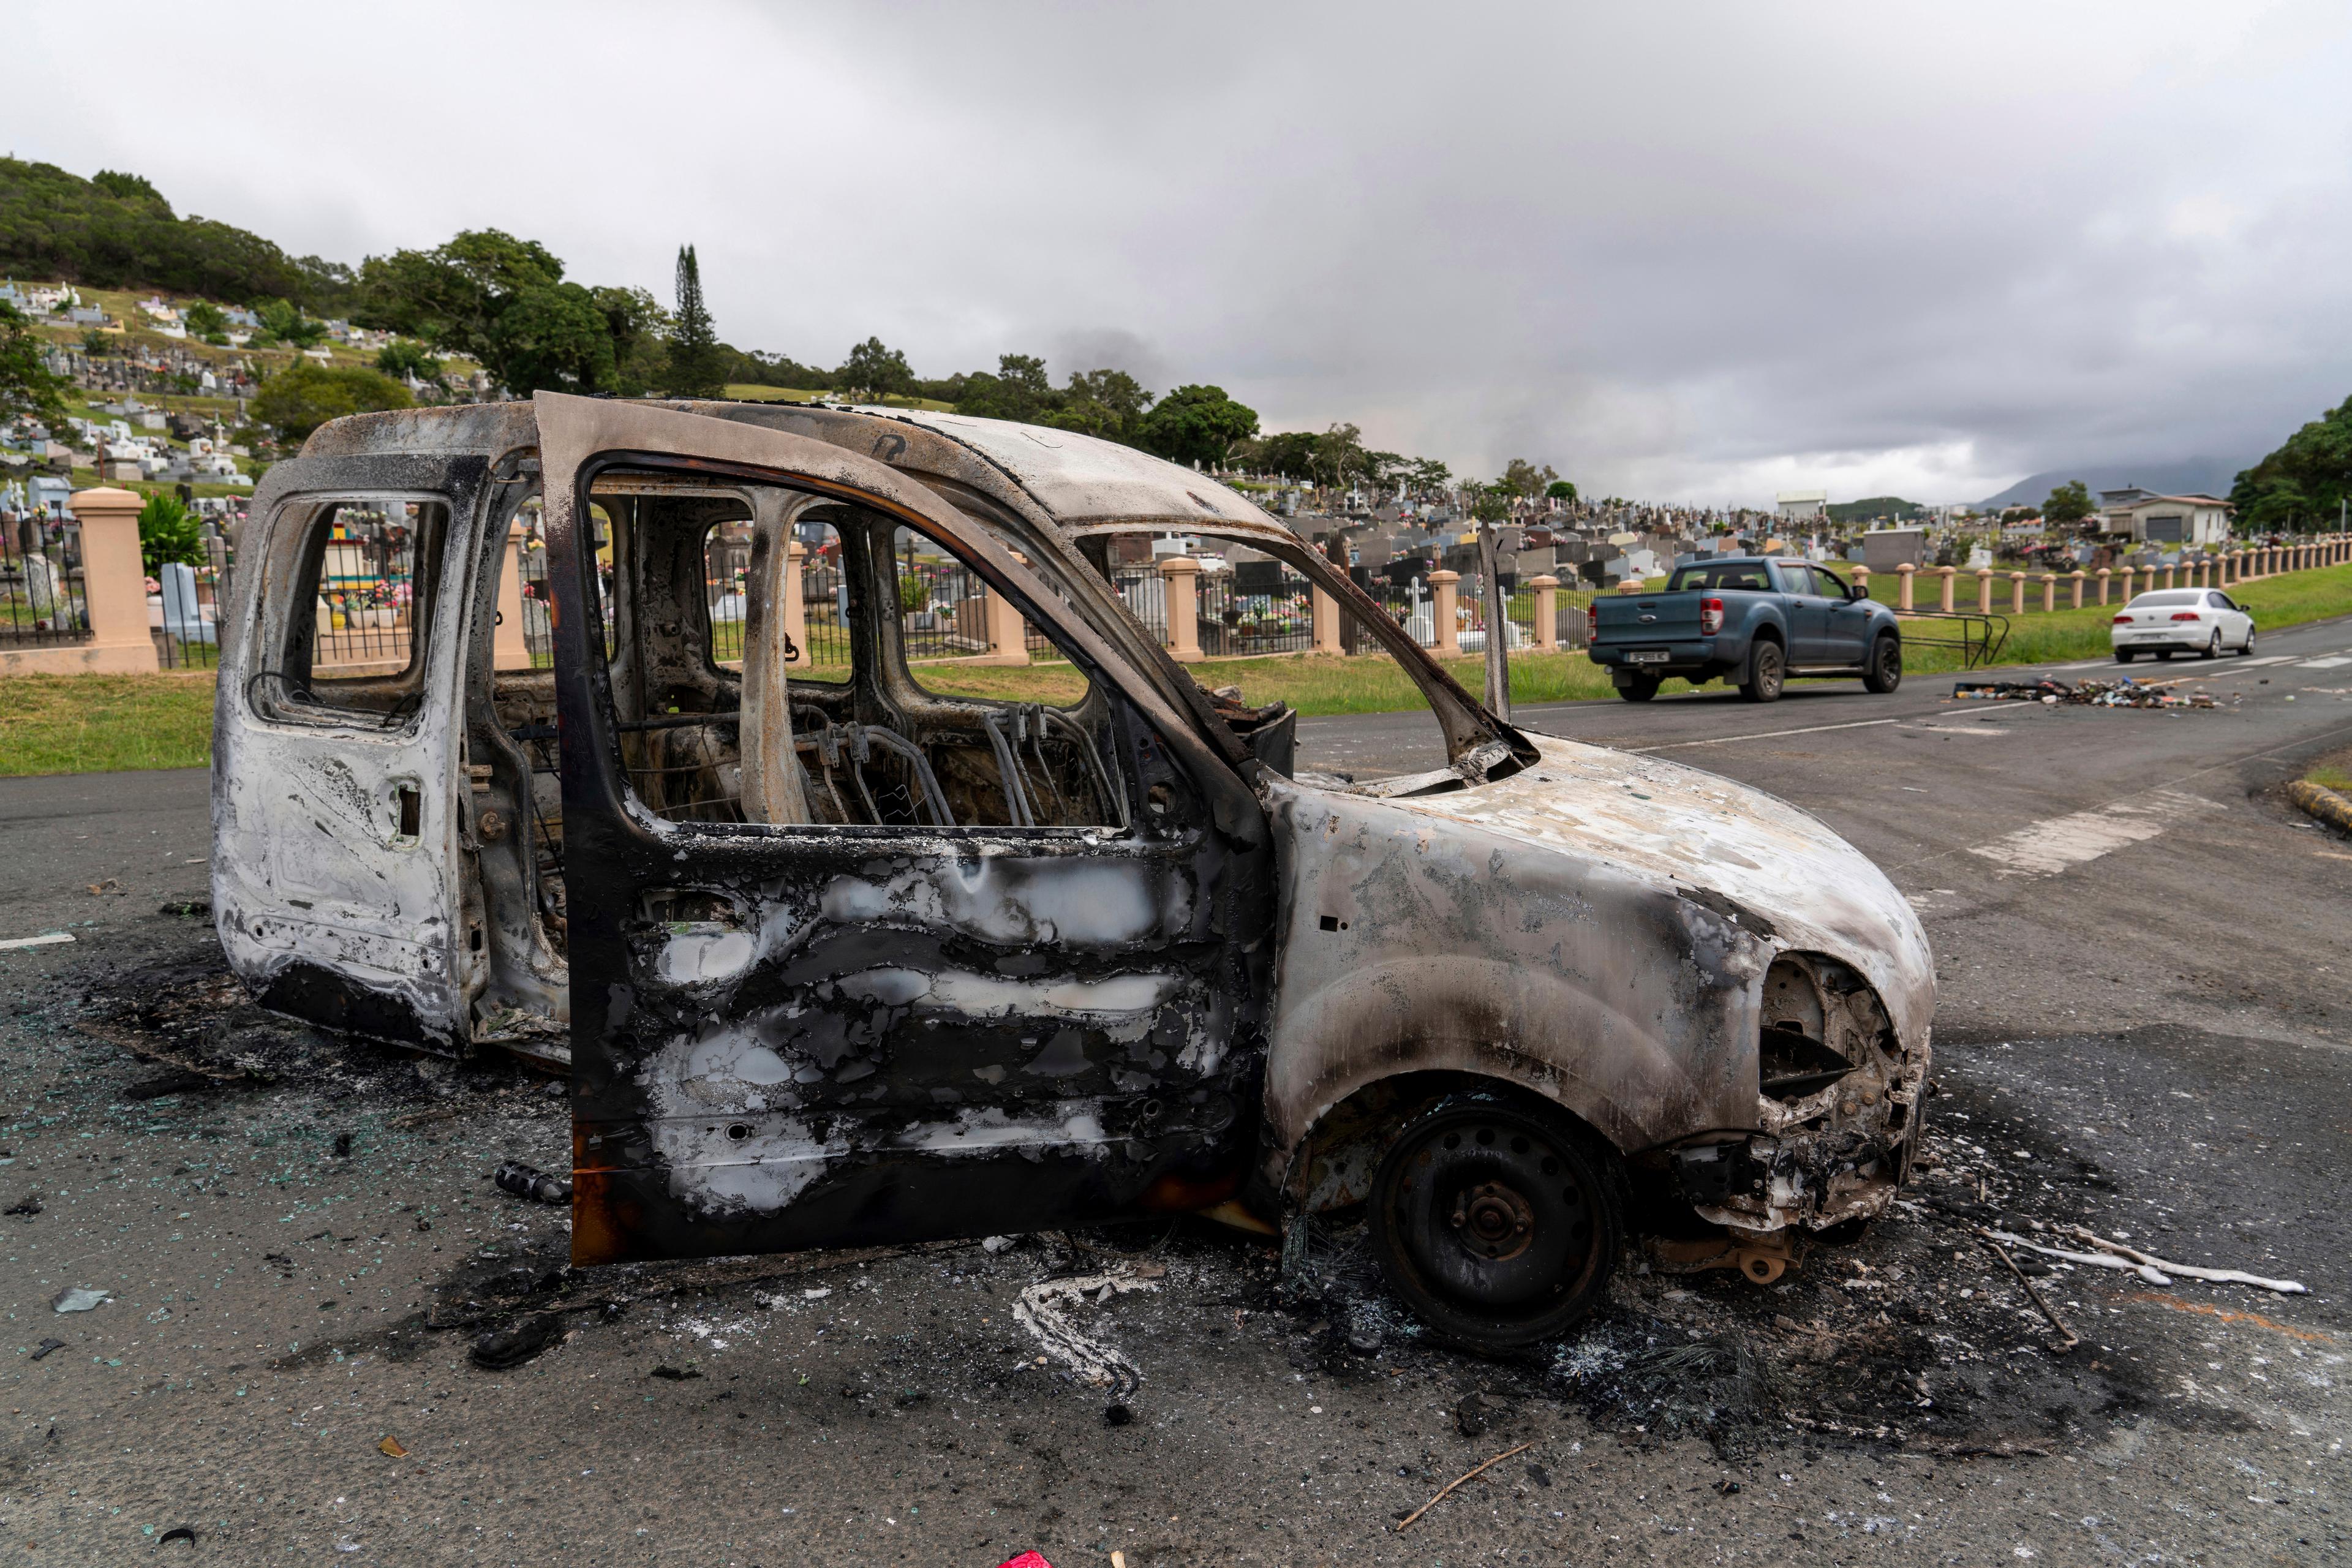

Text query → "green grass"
[0,674,217,775]
[6,561,2344,777]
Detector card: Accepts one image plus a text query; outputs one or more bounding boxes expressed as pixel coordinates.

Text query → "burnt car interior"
[464,470,1128,970]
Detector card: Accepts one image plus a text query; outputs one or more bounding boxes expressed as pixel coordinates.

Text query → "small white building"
[2096,488,2233,546]
[1775,489,1828,522]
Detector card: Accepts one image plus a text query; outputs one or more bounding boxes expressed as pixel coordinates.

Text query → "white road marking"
[2296,655,2352,669]
[1967,789,2202,878]
[0,932,76,952]
[1627,718,1899,753]
[2237,655,2298,667]
[1911,723,2009,736]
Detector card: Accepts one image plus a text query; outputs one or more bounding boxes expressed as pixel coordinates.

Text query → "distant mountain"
[1975,458,2250,512]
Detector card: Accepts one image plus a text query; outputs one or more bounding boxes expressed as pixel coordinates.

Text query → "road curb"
[2286,778,2352,835]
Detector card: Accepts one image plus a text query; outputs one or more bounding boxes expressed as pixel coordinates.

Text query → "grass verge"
[1,674,217,776]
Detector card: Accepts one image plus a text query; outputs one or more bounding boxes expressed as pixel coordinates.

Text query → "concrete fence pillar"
[493,520,532,671]
[1937,565,1956,612]
[1853,565,1871,597]
[2009,571,2027,614]
[29,487,159,675]
[782,541,810,667]
[1158,555,1203,663]
[2221,551,2236,584]
[2268,545,2281,574]
[1310,584,1343,656]
[1529,575,1560,650]
[2119,565,2136,598]
[2038,573,2056,612]
[2095,567,2111,605]
[2068,571,2084,610]
[1977,567,1994,609]
[1896,562,1915,610]
[1428,569,1461,655]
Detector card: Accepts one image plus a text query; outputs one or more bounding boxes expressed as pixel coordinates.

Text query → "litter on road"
[0,933,75,952]
[1953,675,2230,709]
[1012,1265,1164,1400]
[492,1161,572,1205]
[1984,1227,2307,1294]
[1396,1442,1537,1531]
[50,1287,110,1313]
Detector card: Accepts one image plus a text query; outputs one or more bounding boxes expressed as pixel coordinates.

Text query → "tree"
[1469,478,1517,525]
[184,300,228,344]
[374,337,443,388]
[596,285,670,397]
[352,228,568,390]
[1545,478,1577,502]
[254,298,325,350]
[1407,457,1452,491]
[489,282,616,394]
[838,336,914,402]
[1499,458,1559,497]
[137,492,202,575]
[1313,423,1368,493]
[1137,383,1259,468]
[1245,430,1321,480]
[1044,368,1154,442]
[250,362,413,443]
[2043,479,2094,528]
[0,157,336,308]
[662,244,726,398]
[953,353,1054,421]
[2231,394,2352,533]
[0,300,68,424]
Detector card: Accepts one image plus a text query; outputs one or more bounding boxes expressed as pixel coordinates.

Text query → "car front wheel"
[1740,639,1785,703]
[2241,626,2257,655]
[1863,633,1902,693]
[1368,1095,1622,1354]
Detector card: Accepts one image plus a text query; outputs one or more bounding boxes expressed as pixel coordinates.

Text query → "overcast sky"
[11,1,2350,503]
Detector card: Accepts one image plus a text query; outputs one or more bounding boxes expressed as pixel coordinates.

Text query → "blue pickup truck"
[1589,557,1904,703]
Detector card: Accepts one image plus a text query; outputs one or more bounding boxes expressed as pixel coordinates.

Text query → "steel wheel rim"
[1384,1112,1602,1320]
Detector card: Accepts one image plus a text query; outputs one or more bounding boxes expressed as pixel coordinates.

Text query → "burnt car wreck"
[210,391,1935,1350]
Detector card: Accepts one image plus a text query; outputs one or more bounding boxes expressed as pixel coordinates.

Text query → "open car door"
[534,394,1275,1265]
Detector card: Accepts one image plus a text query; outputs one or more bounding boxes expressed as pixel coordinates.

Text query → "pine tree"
[663,244,726,398]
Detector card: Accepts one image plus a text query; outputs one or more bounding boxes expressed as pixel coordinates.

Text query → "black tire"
[1368,1094,1621,1354]
[2155,650,2174,662]
[1739,638,1785,703]
[2241,626,2256,656]
[2116,649,2136,663]
[1862,633,1902,693]
[1616,677,1659,703]
[2199,630,2220,660]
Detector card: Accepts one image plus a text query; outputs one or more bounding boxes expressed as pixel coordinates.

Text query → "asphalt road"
[4,619,2351,1565]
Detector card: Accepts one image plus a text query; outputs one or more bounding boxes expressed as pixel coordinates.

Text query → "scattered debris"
[1953,675,2229,709]
[157,899,211,918]
[1395,1442,1534,1531]
[650,1364,703,1381]
[123,1069,216,1101]
[50,1287,110,1313]
[1102,1402,1134,1427]
[492,1161,571,1205]
[159,1526,197,1546]
[1454,1390,1496,1439]
[981,1235,1017,1254]
[1012,1265,1163,1398]
[2286,778,2352,835]
[1973,1231,2079,1351]
[28,1338,66,1360]
[4,1191,41,1216]
[470,1313,567,1371]
[86,878,123,896]
[995,1554,1055,1568]
[1986,1227,2307,1294]
[377,1435,407,1458]
[0,932,75,952]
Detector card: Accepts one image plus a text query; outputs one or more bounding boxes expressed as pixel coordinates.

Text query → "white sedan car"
[2111,589,2256,662]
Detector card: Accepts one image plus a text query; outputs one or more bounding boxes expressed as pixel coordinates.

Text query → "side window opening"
[254,496,447,727]
[583,467,1123,832]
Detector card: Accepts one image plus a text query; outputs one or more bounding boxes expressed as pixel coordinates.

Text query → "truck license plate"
[1628,650,1670,664]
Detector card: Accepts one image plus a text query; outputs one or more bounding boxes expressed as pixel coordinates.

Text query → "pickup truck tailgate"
[1593,593,1705,642]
